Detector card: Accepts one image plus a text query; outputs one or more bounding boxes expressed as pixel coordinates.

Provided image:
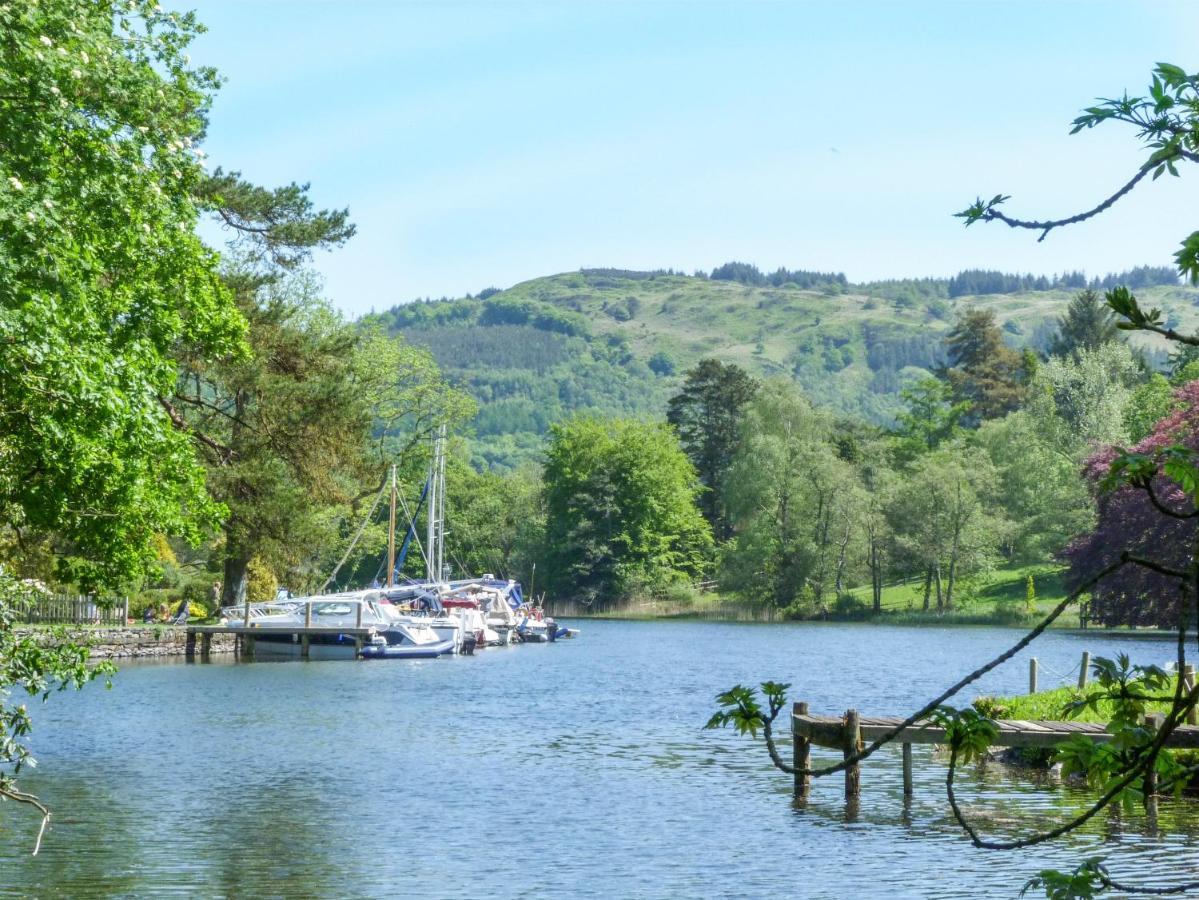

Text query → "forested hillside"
[368,266,1196,469]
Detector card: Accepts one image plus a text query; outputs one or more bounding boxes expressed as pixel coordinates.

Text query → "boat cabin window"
[311,602,355,617]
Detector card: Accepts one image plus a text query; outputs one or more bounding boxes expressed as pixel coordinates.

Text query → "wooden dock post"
[1078,651,1091,689]
[185,629,196,661]
[1145,712,1164,802]
[844,709,861,799]
[792,701,811,797]
[300,634,310,659]
[902,742,913,797]
[1029,658,1038,694]
[200,632,212,659]
[1184,665,1197,726]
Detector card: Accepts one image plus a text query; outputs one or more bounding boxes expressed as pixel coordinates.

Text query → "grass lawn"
[973,683,1178,724]
[847,562,1073,626]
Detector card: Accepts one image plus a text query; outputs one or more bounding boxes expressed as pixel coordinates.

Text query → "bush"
[832,592,869,619]
[246,557,276,603]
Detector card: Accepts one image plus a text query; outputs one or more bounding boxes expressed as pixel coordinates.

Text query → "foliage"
[704,681,790,738]
[944,308,1030,425]
[542,417,712,606]
[1063,382,1199,627]
[0,0,246,588]
[445,459,544,585]
[1047,290,1122,359]
[0,569,115,850]
[709,261,846,289]
[893,376,970,459]
[722,381,861,608]
[666,359,758,540]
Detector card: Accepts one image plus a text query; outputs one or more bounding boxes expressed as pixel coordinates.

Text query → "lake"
[3,620,1198,898]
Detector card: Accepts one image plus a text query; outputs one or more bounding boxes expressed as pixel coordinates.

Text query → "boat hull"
[360,638,456,659]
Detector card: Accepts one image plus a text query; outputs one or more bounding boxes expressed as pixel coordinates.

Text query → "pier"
[791,702,1199,799]
[185,624,378,659]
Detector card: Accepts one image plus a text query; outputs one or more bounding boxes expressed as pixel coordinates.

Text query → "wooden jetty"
[184,624,377,660]
[791,702,1199,799]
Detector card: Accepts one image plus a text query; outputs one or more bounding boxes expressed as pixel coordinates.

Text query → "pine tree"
[943,309,1028,425]
[1048,289,1122,358]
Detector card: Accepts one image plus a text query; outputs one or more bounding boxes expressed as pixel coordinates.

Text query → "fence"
[20,594,129,626]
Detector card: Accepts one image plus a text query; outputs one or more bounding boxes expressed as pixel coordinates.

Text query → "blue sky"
[181,1,1199,317]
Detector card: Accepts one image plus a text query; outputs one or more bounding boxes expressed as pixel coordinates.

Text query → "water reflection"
[2,620,1198,898]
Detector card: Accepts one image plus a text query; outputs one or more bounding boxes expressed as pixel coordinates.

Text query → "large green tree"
[0,0,244,587]
[666,359,758,540]
[543,417,712,606]
[943,308,1028,425]
[0,0,243,847]
[176,270,473,606]
[722,380,861,611]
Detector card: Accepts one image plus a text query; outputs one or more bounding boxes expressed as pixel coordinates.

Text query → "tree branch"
[980,162,1153,241]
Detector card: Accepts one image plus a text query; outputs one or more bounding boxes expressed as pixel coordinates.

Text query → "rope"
[321,480,388,592]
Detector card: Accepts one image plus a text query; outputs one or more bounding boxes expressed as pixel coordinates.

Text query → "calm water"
[3,621,1198,899]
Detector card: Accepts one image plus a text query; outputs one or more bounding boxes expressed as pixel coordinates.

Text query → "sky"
[179,1,1199,318]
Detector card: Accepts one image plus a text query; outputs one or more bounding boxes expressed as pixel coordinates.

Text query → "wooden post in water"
[902,742,913,797]
[1029,658,1038,694]
[843,709,861,799]
[201,632,212,659]
[1145,713,1164,802]
[1078,651,1091,689]
[185,629,196,661]
[1184,665,1197,726]
[792,701,811,797]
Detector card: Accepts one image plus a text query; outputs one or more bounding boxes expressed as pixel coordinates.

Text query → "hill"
[368,269,1199,470]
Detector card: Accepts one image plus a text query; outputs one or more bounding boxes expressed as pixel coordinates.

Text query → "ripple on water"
[1,620,1196,899]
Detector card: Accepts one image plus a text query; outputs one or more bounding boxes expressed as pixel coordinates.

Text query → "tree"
[888,447,1005,610]
[943,309,1028,425]
[446,460,544,585]
[722,380,862,611]
[666,359,758,540]
[893,376,970,460]
[973,411,1091,561]
[714,62,1199,900]
[543,417,712,606]
[1047,289,1122,358]
[176,270,473,605]
[1062,381,1199,627]
[0,0,244,588]
[1024,342,1141,451]
[0,0,240,847]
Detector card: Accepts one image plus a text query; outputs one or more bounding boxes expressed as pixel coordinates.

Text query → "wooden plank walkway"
[790,703,1199,801]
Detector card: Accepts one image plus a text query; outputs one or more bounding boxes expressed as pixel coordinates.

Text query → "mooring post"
[1184,665,1197,726]
[1029,657,1038,694]
[792,701,811,797]
[902,742,913,797]
[201,632,212,659]
[185,629,196,661]
[1144,713,1164,802]
[844,709,861,799]
[1078,651,1091,689]
[301,633,310,659]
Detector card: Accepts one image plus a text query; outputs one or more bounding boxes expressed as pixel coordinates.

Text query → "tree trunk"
[869,539,882,614]
[222,551,250,608]
[922,566,933,611]
[834,518,852,595]
[934,563,944,610]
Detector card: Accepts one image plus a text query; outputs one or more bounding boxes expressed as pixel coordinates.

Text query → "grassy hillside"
[369,270,1199,469]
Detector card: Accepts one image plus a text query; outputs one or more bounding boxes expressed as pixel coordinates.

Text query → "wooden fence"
[20,594,129,626]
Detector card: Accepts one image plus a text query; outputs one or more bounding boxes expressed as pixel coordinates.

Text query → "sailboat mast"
[386,464,397,588]
[426,437,437,584]
[437,424,447,582]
